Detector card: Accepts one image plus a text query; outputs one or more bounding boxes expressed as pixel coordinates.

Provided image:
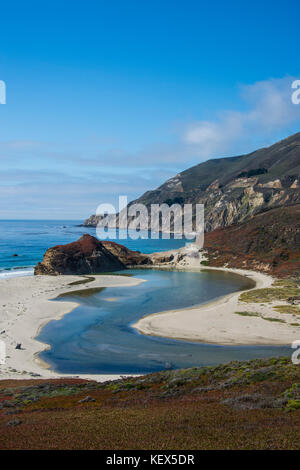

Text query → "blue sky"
[0,0,300,219]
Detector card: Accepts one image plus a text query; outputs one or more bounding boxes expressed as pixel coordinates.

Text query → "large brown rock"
[102,240,151,266]
[34,234,126,275]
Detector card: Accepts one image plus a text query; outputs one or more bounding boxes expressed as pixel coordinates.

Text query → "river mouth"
[37,269,290,374]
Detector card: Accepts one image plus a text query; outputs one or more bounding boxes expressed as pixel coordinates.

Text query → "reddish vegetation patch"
[204,204,300,278]
[2,398,300,450]
[52,234,105,256]
[0,378,88,390]
[0,358,300,450]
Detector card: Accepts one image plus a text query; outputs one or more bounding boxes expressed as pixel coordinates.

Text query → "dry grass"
[262,317,285,323]
[272,279,300,289]
[234,311,259,317]
[273,305,300,315]
[239,287,300,303]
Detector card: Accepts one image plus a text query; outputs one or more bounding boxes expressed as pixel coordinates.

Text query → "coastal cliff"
[84,132,300,233]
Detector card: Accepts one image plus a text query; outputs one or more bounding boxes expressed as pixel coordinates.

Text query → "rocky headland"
[34,234,152,275]
[84,132,300,234]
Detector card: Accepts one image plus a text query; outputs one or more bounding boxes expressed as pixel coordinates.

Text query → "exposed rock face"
[102,241,151,266]
[84,132,300,233]
[34,234,150,275]
[84,214,102,227]
[150,251,175,264]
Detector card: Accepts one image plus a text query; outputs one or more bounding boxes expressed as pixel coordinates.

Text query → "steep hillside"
[204,204,300,277]
[84,132,300,232]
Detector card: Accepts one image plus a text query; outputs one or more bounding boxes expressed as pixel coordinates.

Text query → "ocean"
[0,219,191,277]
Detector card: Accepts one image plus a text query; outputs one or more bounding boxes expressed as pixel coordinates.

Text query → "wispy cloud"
[0,167,166,218]
[1,76,300,219]
[184,76,300,158]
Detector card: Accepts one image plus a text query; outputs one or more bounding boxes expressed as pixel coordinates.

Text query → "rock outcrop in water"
[34,234,151,275]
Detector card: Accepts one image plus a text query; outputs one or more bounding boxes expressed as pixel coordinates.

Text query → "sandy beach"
[0,258,299,382]
[133,265,300,346]
[0,274,145,381]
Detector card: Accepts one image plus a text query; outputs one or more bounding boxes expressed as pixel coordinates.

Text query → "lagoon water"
[38,269,290,374]
[0,220,290,373]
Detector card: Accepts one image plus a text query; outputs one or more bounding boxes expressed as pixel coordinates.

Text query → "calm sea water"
[0,220,190,278]
[38,269,290,374]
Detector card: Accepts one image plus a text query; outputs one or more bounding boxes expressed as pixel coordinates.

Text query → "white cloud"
[184,76,300,158]
[1,76,300,219]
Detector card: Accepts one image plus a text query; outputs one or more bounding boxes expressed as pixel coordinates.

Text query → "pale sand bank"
[0,274,145,381]
[133,266,300,346]
[0,261,298,383]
